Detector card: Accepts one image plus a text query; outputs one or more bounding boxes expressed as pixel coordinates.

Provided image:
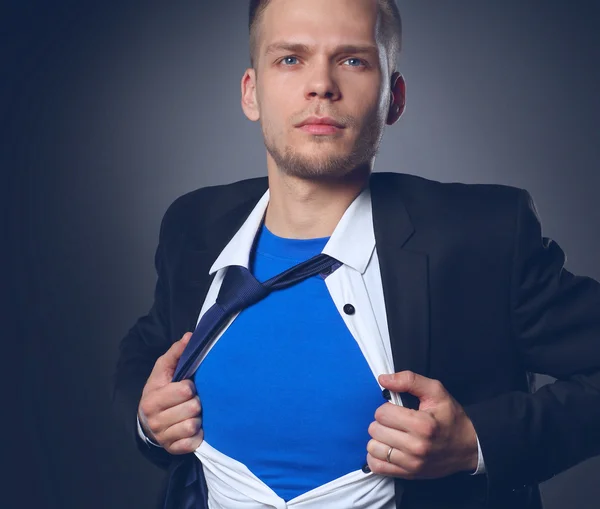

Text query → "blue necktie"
[164,252,340,509]
[173,252,340,382]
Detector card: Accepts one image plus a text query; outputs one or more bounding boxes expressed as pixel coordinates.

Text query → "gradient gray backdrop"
[5,1,600,508]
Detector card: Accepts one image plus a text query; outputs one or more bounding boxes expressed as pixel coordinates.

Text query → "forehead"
[259,0,381,48]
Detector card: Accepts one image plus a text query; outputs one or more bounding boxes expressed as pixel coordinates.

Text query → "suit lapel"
[172,181,269,336]
[371,173,431,387]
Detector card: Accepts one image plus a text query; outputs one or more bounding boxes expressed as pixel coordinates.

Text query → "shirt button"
[382,389,391,401]
[361,463,371,473]
[343,304,355,315]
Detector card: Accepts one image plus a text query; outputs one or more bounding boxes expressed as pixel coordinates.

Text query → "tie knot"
[216,265,270,314]
[216,254,339,314]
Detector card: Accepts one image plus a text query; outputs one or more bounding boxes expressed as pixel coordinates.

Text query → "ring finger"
[367,438,421,472]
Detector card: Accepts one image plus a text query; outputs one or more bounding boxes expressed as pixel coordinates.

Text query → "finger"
[373,402,423,434]
[159,332,193,368]
[162,418,204,454]
[152,396,202,433]
[378,371,446,404]
[141,379,197,416]
[366,439,422,478]
[368,420,431,458]
[147,333,193,388]
[168,429,204,455]
[366,451,417,479]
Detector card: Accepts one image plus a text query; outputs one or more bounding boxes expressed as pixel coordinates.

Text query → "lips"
[296,116,344,128]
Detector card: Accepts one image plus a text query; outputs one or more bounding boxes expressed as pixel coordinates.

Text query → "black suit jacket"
[113,171,600,509]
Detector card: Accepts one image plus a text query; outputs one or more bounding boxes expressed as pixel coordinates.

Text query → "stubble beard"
[262,109,385,182]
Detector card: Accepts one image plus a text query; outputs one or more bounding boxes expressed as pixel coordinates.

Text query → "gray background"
[5,1,600,508]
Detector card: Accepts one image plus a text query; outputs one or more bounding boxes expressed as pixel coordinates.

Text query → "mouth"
[298,124,343,135]
[295,116,345,135]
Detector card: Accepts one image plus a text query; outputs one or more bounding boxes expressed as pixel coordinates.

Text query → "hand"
[137,332,204,454]
[366,371,478,480]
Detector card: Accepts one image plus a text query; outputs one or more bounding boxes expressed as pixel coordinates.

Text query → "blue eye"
[281,56,299,65]
[344,58,364,67]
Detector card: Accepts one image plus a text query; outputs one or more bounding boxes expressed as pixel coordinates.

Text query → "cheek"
[349,87,385,122]
[259,107,290,140]
[257,95,287,125]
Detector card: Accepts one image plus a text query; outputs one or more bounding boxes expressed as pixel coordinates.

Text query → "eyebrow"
[264,42,379,57]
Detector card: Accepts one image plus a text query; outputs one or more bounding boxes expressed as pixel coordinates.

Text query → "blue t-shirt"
[194,223,382,501]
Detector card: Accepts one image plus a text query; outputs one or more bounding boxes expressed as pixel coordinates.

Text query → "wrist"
[137,409,160,445]
[467,446,479,472]
[461,414,479,472]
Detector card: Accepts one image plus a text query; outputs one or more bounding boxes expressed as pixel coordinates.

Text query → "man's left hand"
[366,371,479,480]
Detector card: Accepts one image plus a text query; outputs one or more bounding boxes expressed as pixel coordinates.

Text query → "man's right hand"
[137,332,204,454]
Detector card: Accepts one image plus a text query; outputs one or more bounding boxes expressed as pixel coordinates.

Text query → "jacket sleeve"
[463,188,600,494]
[111,205,178,470]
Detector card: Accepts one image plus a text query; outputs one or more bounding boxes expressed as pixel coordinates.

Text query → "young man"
[113,1,600,508]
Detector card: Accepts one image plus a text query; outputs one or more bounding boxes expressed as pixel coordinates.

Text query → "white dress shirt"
[138,184,485,508]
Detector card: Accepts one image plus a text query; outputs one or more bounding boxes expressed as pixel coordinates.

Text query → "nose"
[304,59,341,101]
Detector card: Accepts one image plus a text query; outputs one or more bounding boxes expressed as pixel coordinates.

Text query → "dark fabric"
[113,172,600,509]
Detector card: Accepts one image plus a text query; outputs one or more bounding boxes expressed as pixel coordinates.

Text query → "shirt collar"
[322,185,375,274]
[209,185,375,275]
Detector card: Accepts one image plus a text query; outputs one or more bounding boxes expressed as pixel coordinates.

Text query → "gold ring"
[386,446,394,463]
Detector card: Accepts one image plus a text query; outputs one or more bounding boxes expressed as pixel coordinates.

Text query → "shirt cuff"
[470,432,486,475]
[137,414,163,448]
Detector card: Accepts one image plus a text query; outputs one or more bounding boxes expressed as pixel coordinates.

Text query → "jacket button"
[343,304,355,315]
[361,463,371,473]
[382,389,391,401]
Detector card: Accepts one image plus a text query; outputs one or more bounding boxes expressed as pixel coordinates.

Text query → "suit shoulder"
[374,172,531,243]
[168,176,268,215]
[376,171,525,215]
[158,176,269,240]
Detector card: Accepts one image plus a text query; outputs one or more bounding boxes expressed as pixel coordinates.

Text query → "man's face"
[245,0,394,181]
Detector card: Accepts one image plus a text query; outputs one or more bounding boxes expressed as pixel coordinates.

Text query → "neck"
[264,161,371,239]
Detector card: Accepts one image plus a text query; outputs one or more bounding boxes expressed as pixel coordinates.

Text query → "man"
[112,0,600,508]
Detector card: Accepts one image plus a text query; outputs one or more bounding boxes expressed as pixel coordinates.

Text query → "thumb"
[378,371,446,406]
[148,332,193,387]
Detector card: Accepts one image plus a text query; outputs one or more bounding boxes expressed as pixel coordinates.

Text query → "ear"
[386,72,406,125]
[241,68,260,122]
